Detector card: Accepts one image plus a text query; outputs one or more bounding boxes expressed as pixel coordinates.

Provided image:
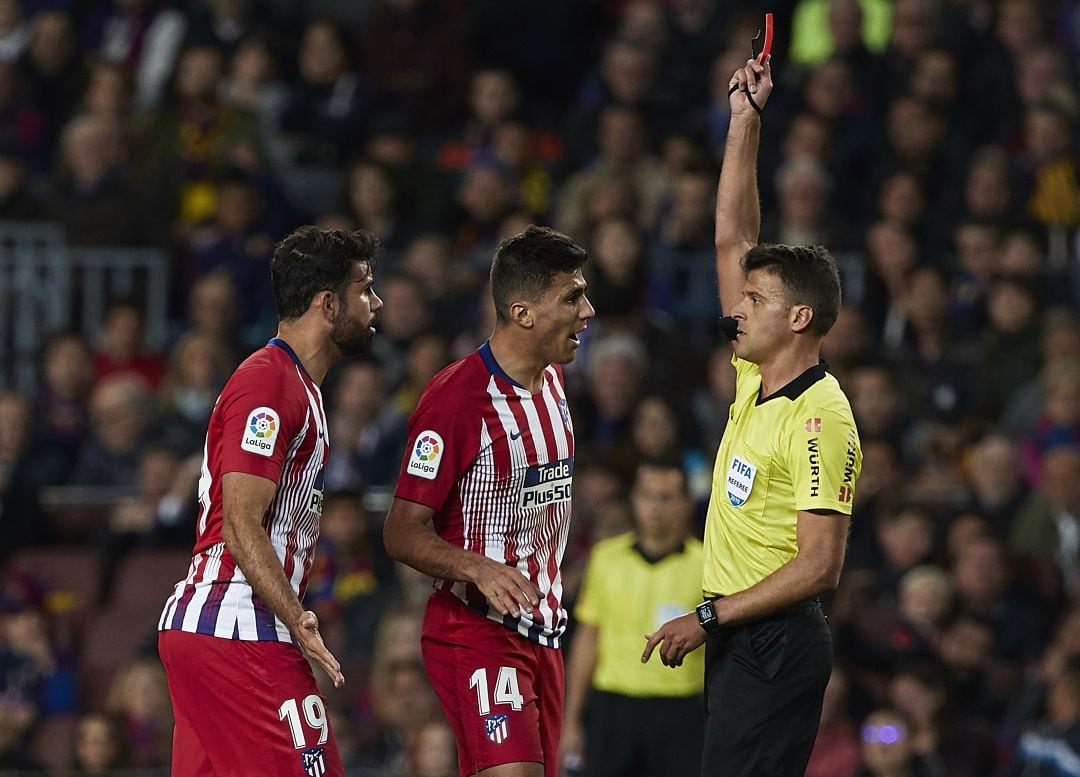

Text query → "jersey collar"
[268,337,314,382]
[756,360,827,405]
[478,341,525,389]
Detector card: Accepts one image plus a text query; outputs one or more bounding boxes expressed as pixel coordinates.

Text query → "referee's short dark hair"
[270,226,379,319]
[491,225,587,324]
[744,243,841,336]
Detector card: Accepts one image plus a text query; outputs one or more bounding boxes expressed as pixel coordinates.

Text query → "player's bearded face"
[331,294,375,356]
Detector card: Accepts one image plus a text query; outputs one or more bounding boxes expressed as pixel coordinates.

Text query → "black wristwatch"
[696,600,721,636]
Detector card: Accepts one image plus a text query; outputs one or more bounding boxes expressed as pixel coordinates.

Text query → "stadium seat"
[6,548,99,615]
[110,549,193,607]
[29,715,76,771]
[81,602,164,704]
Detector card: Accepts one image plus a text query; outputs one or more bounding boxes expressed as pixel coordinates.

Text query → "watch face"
[697,602,715,622]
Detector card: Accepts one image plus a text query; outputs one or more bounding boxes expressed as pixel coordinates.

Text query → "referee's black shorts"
[583,690,704,777]
[702,600,832,777]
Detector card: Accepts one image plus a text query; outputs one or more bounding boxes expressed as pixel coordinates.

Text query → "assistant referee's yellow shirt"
[576,533,705,697]
[703,358,862,598]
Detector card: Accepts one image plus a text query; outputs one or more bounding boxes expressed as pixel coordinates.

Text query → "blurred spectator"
[790,0,891,69]
[897,565,953,646]
[279,20,369,168]
[452,155,520,267]
[2,600,77,716]
[1012,446,1080,598]
[0,390,66,551]
[71,710,128,775]
[85,0,186,112]
[0,0,27,64]
[48,114,156,246]
[98,445,197,601]
[104,658,171,767]
[401,233,478,325]
[0,690,39,769]
[134,44,263,228]
[404,718,457,777]
[325,360,408,493]
[763,155,840,249]
[218,34,288,161]
[158,331,234,455]
[361,0,469,134]
[973,276,1041,419]
[888,660,996,777]
[80,59,135,138]
[307,491,396,665]
[575,332,648,451]
[370,273,432,389]
[806,666,860,777]
[185,270,243,362]
[92,300,165,389]
[37,330,95,453]
[1005,655,1080,777]
[689,341,735,456]
[1004,310,1080,437]
[857,707,941,777]
[965,434,1028,534]
[18,10,85,154]
[1021,101,1079,230]
[437,67,521,170]
[555,105,667,240]
[341,158,411,263]
[69,373,153,488]
[189,172,277,342]
[391,331,450,417]
[584,216,649,321]
[0,145,43,218]
[1021,362,1080,485]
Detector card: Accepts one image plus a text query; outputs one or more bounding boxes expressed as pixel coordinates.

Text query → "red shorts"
[421,590,564,777]
[158,630,344,777]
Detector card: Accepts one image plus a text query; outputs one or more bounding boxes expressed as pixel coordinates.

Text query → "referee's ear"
[791,304,814,334]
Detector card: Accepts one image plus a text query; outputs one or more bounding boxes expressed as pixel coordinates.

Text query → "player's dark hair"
[743,243,841,336]
[490,225,587,324]
[270,226,379,320]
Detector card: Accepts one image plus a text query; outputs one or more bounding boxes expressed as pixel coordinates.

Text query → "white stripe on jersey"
[160,354,330,642]
[447,369,572,646]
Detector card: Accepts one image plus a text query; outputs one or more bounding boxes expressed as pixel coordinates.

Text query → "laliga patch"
[301,747,326,777]
[407,430,444,480]
[241,407,279,457]
[485,713,509,744]
[726,455,757,507]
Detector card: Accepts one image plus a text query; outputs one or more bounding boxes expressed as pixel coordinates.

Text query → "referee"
[642,55,863,777]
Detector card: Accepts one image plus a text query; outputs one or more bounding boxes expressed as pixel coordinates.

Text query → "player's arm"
[561,622,598,767]
[221,471,344,687]
[642,511,847,667]
[383,497,539,617]
[714,56,773,315]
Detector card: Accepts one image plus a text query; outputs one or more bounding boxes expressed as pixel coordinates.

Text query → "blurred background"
[0,0,1077,774]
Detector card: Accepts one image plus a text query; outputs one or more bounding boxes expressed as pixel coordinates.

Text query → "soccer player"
[383,225,594,777]
[158,227,382,777]
[642,56,863,777]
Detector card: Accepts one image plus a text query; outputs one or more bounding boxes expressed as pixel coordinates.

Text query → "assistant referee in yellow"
[642,54,862,777]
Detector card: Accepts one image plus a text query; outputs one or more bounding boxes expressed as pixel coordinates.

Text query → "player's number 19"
[469,666,525,715]
[279,694,329,749]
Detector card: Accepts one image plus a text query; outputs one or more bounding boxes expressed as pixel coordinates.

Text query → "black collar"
[633,540,686,564]
[756,360,827,405]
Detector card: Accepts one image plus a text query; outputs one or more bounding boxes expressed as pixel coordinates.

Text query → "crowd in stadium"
[0,0,1078,774]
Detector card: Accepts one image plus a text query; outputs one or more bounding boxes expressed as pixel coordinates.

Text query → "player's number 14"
[469,666,524,715]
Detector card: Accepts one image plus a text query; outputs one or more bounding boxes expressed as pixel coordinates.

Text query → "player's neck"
[756,340,821,398]
[273,326,336,385]
[487,330,547,393]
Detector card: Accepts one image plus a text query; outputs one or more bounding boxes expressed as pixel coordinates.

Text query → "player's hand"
[641,612,707,668]
[294,610,345,688]
[470,557,540,618]
[728,55,773,117]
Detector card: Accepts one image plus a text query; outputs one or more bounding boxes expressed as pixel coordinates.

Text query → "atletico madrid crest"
[301,747,326,776]
[485,713,510,744]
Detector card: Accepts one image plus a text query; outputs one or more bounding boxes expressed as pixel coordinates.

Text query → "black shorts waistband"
[707,595,821,626]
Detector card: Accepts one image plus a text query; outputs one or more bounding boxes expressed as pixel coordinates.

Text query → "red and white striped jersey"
[159,338,329,642]
[395,342,575,648]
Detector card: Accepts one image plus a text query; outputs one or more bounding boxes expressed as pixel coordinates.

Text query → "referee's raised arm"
[714,56,774,316]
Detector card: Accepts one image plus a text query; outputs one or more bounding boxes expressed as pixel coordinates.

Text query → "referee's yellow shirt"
[576,533,705,698]
[703,357,862,598]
